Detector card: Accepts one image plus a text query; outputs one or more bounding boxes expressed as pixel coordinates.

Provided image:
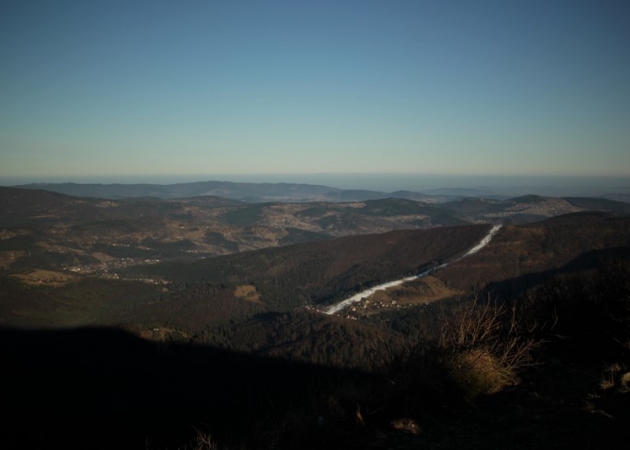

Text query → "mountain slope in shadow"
[0,326,376,450]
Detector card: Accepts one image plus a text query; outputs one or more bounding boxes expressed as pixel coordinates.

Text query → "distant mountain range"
[9,180,510,203]
[15,180,394,202]
[14,179,630,204]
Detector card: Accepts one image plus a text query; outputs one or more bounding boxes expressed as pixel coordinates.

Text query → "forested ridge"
[124,224,491,311]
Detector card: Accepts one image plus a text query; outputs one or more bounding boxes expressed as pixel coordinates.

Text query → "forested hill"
[430,212,630,296]
[123,224,492,311]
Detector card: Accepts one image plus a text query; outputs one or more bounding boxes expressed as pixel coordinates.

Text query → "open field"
[11,269,77,286]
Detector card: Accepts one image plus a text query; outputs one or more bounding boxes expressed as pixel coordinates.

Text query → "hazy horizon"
[3,172,630,198]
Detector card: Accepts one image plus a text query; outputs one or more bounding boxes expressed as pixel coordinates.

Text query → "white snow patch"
[324,225,502,315]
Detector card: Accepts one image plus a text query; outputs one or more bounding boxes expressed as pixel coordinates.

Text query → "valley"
[2,183,629,285]
[324,224,502,315]
[2,183,629,332]
[1,182,630,449]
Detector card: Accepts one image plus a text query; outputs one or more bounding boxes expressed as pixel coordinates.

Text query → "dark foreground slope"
[0,326,377,450]
[3,258,630,450]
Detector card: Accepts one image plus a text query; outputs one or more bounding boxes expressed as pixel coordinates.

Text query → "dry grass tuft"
[600,362,630,393]
[390,417,421,435]
[182,428,221,450]
[446,348,516,398]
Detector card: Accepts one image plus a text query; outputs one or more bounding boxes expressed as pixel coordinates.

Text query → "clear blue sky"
[1,0,629,182]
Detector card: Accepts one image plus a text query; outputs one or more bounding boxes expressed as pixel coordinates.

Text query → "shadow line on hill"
[0,326,375,450]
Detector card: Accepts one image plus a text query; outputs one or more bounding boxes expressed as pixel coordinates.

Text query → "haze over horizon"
[2,1,629,181]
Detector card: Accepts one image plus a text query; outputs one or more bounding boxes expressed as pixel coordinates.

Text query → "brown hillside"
[433,213,630,296]
[127,224,492,311]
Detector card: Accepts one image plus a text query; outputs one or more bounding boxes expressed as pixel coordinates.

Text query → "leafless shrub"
[438,295,540,372]
[600,362,630,393]
[179,427,221,450]
[431,295,541,398]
